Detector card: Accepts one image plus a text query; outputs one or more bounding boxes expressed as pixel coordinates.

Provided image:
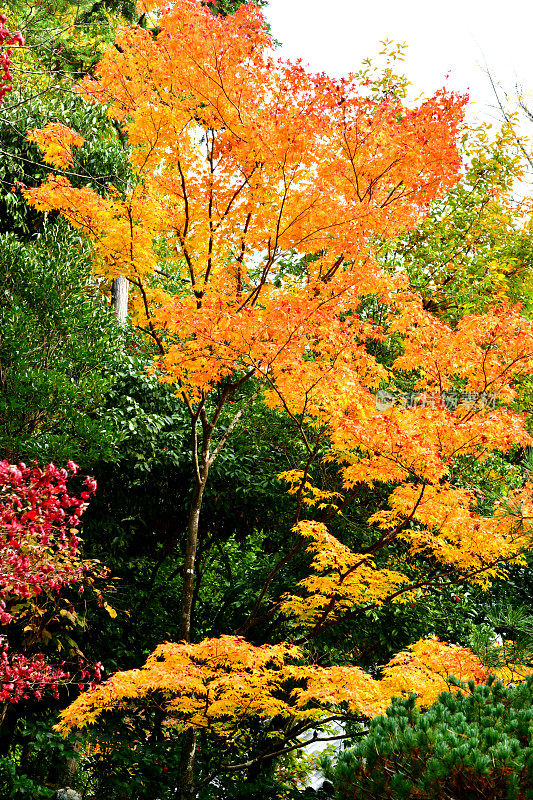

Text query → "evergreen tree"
[324,676,533,800]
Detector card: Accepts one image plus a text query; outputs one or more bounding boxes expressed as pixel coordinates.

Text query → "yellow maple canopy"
[56,634,528,737]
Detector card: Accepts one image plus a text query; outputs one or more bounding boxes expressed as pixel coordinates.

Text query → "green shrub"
[323,675,533,800]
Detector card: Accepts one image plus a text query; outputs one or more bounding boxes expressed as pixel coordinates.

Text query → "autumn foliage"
[0,638,68,704]
[24,3,533,601]
[0,460,98,623]
[0,460,104,706]
[21,0,533,770]
[24,0,467,399]
[56,634,525,737]
[0,14,23,103]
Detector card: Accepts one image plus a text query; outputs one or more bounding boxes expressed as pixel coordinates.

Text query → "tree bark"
[174,440,209,799]
[175,728,198,800]
[173,384,263,799]
[50,732,83,790]
[179,477,207,643]
[111,275,129,325]
[174,485,205,800]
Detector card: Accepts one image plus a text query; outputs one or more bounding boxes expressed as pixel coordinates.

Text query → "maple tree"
[23,0,468,641]
[21,0,533,795]
[55,635,381,736]
[55,634,529,735]
[53,631,531,794]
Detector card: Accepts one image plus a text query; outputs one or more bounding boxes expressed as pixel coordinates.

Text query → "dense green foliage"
[324,676,533,800]
[0,223,121,463]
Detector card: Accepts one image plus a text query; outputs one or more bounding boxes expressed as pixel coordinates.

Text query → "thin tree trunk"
[174,487,205,800]
[179,477,207,642]
[173,383,264,799]
[175,729,198,800]
[175,451,209,799]
[51,732,83,790]
[111,275,129,324]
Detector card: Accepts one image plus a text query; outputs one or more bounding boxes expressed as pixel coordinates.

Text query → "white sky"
[266,0,533,127]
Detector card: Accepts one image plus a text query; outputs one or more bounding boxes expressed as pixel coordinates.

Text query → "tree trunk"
[111,275,129,325]
[173,388,257,797]
[175,728,198,800]
[179,478,206,642]
[174,463,208,799]
[50,732,83,790]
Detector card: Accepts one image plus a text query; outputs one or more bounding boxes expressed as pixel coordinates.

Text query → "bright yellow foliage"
[27,123,86,169]
[379,635,533,707]
[55,636,385,735]
[379,636,488,708]
[280,522,412,626]
[56,634,531,736]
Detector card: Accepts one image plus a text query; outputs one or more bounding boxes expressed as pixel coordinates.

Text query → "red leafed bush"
[0,637,69,703]
[0,460,98,624]
[0,639,104,703]
[0,461,106,704]
[0,14,23,103]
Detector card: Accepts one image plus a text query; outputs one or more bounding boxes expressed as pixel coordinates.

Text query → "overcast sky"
[266,0,533,126]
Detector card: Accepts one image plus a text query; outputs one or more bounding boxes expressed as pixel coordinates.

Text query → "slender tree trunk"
[176,729,198,800]
[50,732,83,790]
[175,454,209,799]
[179,478,207,642]
[173,384,262,799]
[111,139,131,327]
[111,275,129,325]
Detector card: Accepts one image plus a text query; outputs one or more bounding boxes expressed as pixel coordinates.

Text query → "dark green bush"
[324,675,533,800]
